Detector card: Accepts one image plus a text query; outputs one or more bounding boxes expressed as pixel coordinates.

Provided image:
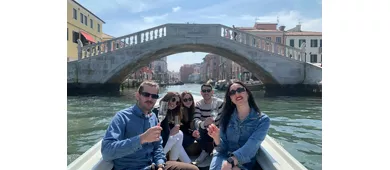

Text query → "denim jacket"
[101,104,166,170]
[215,108,270,166]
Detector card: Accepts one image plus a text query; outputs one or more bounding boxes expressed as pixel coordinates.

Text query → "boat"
[67,95,308,170]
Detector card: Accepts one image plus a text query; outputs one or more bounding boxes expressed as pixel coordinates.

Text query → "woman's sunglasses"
[229,87,246,96]
[183,98,193,102]
[140,92,159,99]
[170,97,180,104]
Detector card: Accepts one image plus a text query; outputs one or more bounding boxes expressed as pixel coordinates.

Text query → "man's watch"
[227,157,235,166]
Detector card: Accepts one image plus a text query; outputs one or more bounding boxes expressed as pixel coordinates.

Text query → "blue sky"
[78,0,322,72]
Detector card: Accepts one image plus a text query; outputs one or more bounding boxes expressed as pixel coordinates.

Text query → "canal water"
[67,84,322,170]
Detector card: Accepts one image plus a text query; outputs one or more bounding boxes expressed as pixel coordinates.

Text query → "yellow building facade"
[67,0,105,62]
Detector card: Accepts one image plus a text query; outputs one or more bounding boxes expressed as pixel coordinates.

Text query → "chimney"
[296,24,301,32]
[279,25,286,31]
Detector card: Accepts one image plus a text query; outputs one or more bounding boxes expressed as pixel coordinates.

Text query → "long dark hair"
[160,92,182,123]
[220,81,261,133]
[180,91,195,128]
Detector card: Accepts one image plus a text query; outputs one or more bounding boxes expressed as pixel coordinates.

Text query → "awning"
[80,31,95,43]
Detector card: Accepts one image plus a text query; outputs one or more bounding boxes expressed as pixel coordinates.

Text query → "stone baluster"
[273,43,277,54]
[107,41,112,52]
[91,47,94,56]
[85,47,90,58]
[151,30,154,40]
[291,48,294,59]
[162,27,166,37]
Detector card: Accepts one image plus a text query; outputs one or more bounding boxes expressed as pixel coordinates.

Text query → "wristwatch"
[227,157,235,166]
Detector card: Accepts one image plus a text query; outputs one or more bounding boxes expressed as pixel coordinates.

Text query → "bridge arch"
[104,43,278,84]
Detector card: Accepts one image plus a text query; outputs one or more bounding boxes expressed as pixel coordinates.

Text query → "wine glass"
[210,98,218,120]
[158,101,168,124]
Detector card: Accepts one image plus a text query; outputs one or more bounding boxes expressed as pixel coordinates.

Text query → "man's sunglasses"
[140,92,159,99]
[202,89,212,93]
[229,87,246,96]
[183,98,193,102]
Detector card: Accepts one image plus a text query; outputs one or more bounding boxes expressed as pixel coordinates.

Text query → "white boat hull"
[67,95,307,170]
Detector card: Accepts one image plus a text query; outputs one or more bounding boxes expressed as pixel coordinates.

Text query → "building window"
[276,37,281,43]
[299,39,306,47]
[290,39,294,47]
[310,39,318,47]
[310,54,318,63]
[90,19,93,29]
[266,37,271,45]
[80,13,84,24]
[84,16,87,26]
[73,9,77,20]
[320,39,322,47]
[72,31,80,44]
[98,24,101,32]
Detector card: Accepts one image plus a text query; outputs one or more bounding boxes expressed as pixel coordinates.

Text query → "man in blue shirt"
[101,80,199,170]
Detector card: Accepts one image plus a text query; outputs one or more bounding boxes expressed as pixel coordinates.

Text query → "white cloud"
[143,14,169,23]
[78,0,181,14]
[200,14,227,19]
[172,6,181,12]
[238,10,322,31]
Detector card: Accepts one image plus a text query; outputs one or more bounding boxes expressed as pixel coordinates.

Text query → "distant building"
[152,57,168,82]
[188,73,201,83]
[285,24,322,64]
[180,64,195,83]
[67,0,105,62]
[102,33,114,42]
[237,22,286,45]
[204,54,220,80]
[168,71,180,82]
[130,66,153,81]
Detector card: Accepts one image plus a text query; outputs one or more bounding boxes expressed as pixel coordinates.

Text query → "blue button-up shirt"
[215,108,270,167]
[101,104,166,170]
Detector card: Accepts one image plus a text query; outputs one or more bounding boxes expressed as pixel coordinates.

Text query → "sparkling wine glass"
[210,98,218,120]
[159,101,168,124]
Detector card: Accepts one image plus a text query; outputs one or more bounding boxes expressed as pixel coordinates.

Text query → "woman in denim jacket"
[207,81,271,170]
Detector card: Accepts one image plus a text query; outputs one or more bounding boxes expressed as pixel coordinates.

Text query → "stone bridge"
[67,23,322,96]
